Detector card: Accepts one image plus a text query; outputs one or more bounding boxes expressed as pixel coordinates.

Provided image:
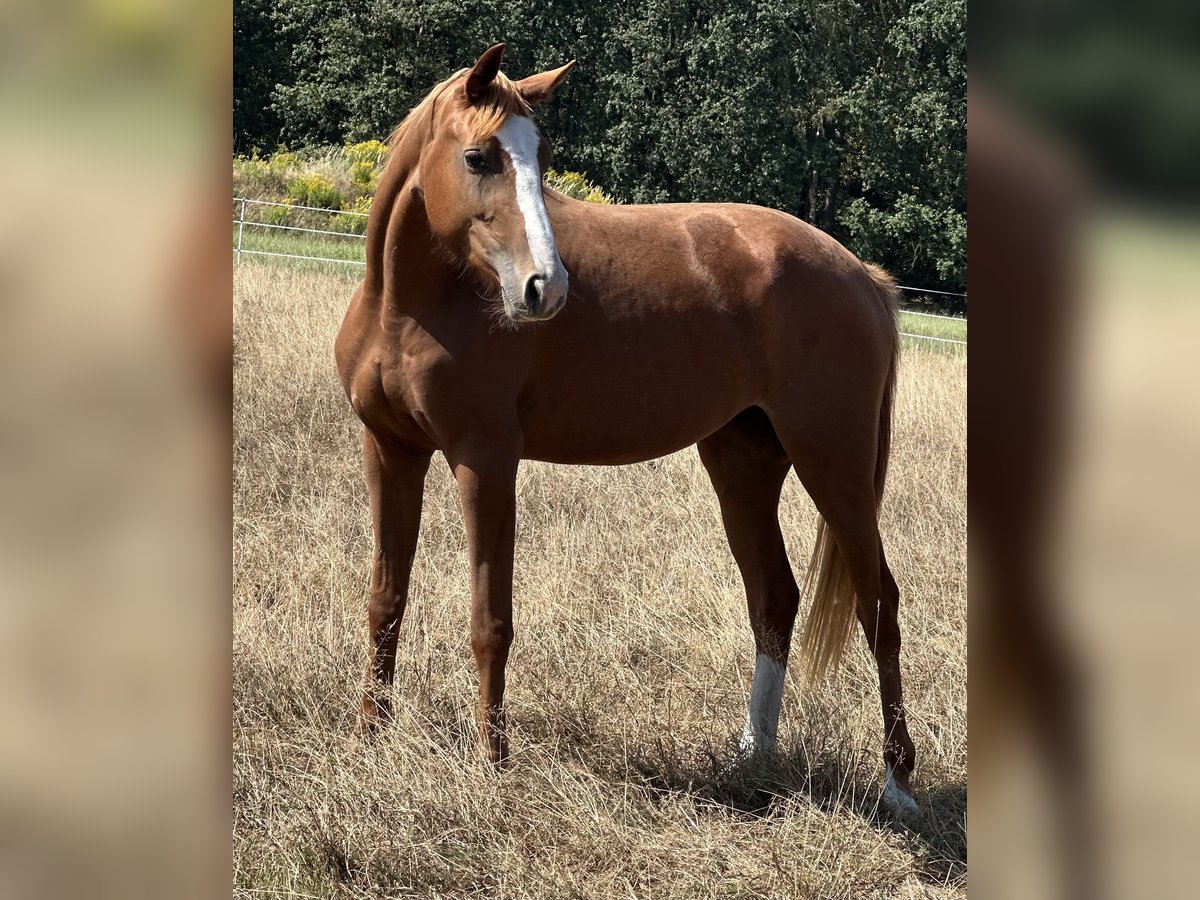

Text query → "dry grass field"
[233,261,966,899]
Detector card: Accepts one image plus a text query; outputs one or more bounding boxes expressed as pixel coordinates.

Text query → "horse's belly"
[518,379,751,465]
[522,427,714,466]
[517,308,764,464]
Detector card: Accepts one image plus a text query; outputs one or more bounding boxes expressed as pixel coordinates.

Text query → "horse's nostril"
[523,275,544,311]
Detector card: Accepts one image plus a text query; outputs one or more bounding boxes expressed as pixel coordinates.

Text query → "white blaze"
[496,116,564,283]
[740,653,786,754]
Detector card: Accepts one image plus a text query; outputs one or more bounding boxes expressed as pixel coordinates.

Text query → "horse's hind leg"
[864,543,917,812]
[698,408,798,754]
[770,412,917,812]
[356,430,431,734]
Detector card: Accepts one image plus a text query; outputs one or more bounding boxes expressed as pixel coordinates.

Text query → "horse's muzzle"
[511,271,567,322]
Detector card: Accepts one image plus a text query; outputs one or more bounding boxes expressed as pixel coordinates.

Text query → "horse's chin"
[501,300,560,325]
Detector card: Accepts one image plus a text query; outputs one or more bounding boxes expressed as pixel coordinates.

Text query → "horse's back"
[555,196,893,365]
[557,194,882,306]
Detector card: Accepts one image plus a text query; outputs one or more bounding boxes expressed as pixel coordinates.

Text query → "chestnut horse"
[335,44,918,813]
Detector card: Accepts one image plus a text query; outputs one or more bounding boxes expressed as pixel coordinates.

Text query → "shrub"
[544,169,612,204]
[303,153,356,203]
[350,160,378,196]
[345,139,388,166]
[233,153,283,199]
[286,173,343,210]
[269,150,302,176]
[233,154,270,183]
[330,195,372,235]
[262,200,294,227]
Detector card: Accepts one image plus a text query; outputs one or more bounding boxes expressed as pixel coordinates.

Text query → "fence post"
[236,197,246,264]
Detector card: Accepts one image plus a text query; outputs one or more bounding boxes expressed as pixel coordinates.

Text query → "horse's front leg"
[357,430,432,734]
[449,445,519,764]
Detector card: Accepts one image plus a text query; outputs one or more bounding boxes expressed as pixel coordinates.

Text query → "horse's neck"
[364,158,454,314]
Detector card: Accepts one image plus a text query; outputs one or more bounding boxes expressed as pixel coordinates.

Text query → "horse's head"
[417,44,575,323]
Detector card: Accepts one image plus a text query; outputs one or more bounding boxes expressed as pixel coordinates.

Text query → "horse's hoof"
[354,697,391,740]
[882,765,920,817]
[478,739,509,768]
[352,715,378,741]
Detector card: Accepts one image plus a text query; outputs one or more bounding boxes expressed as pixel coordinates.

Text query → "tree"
[233,0,290,153]
[235,0,966,293]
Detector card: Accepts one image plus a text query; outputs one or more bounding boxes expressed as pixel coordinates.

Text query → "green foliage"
[286,172,343,210]
[234,0,965,291]
[345,139,388,166]
[839,195,967,286]
[269,151,302,176]
[544,169,612,204]
[350,160,378,195]
[330,195,373,234]
[233,153,279,198]
[233,0,289,153]
[262,200,295,227]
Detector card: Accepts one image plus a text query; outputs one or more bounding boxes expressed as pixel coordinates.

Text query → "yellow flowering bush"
[330,195,372,235]
[233,149,616,254]
[286,173,343,210]
[350,160,378,195]
[233,154,270,182]
[544,169,613,204]
[269,151,302,175]
[345,140,388,166]
[262,199,295,226]
[233,151,283,198]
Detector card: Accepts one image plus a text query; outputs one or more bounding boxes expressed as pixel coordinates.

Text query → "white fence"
[234,197,368,267]
[233,196,966,347]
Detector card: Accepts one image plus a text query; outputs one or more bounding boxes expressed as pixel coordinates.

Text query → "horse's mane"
[387,69,531,151]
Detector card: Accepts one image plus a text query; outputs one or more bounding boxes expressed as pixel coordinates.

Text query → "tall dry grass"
[234,261,966,899]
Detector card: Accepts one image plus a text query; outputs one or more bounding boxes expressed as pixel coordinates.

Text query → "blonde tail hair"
[799,263,899,682]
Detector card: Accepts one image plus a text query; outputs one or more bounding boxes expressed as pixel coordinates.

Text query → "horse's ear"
[514,60,576,106]
[465,43,506,103]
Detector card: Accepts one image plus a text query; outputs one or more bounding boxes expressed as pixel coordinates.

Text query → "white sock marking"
[883,764,919,814]
[496,116,564,283]
[740,653,786,754]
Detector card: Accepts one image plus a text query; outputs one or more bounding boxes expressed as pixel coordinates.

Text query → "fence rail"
[899,332,966,346]
[896,284,966,299]
[236,219,370,240]
[901,308,966,322]
[236,196,371,217]
[232,196,965,348]
[237,248,367,266]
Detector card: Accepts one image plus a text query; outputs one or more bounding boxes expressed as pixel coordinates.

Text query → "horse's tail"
[799,262,899,682]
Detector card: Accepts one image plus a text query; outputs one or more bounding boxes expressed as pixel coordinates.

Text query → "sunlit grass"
[233,264,966,899]
[898,310,967,342]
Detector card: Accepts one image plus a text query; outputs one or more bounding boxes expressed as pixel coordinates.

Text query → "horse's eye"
[464,150,488,173]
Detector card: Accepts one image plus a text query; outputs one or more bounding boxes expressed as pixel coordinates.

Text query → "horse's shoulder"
[335,282,371,391]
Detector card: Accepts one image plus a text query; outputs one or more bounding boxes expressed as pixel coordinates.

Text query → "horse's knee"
[367,589,404,629]
[470,619,513,663]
